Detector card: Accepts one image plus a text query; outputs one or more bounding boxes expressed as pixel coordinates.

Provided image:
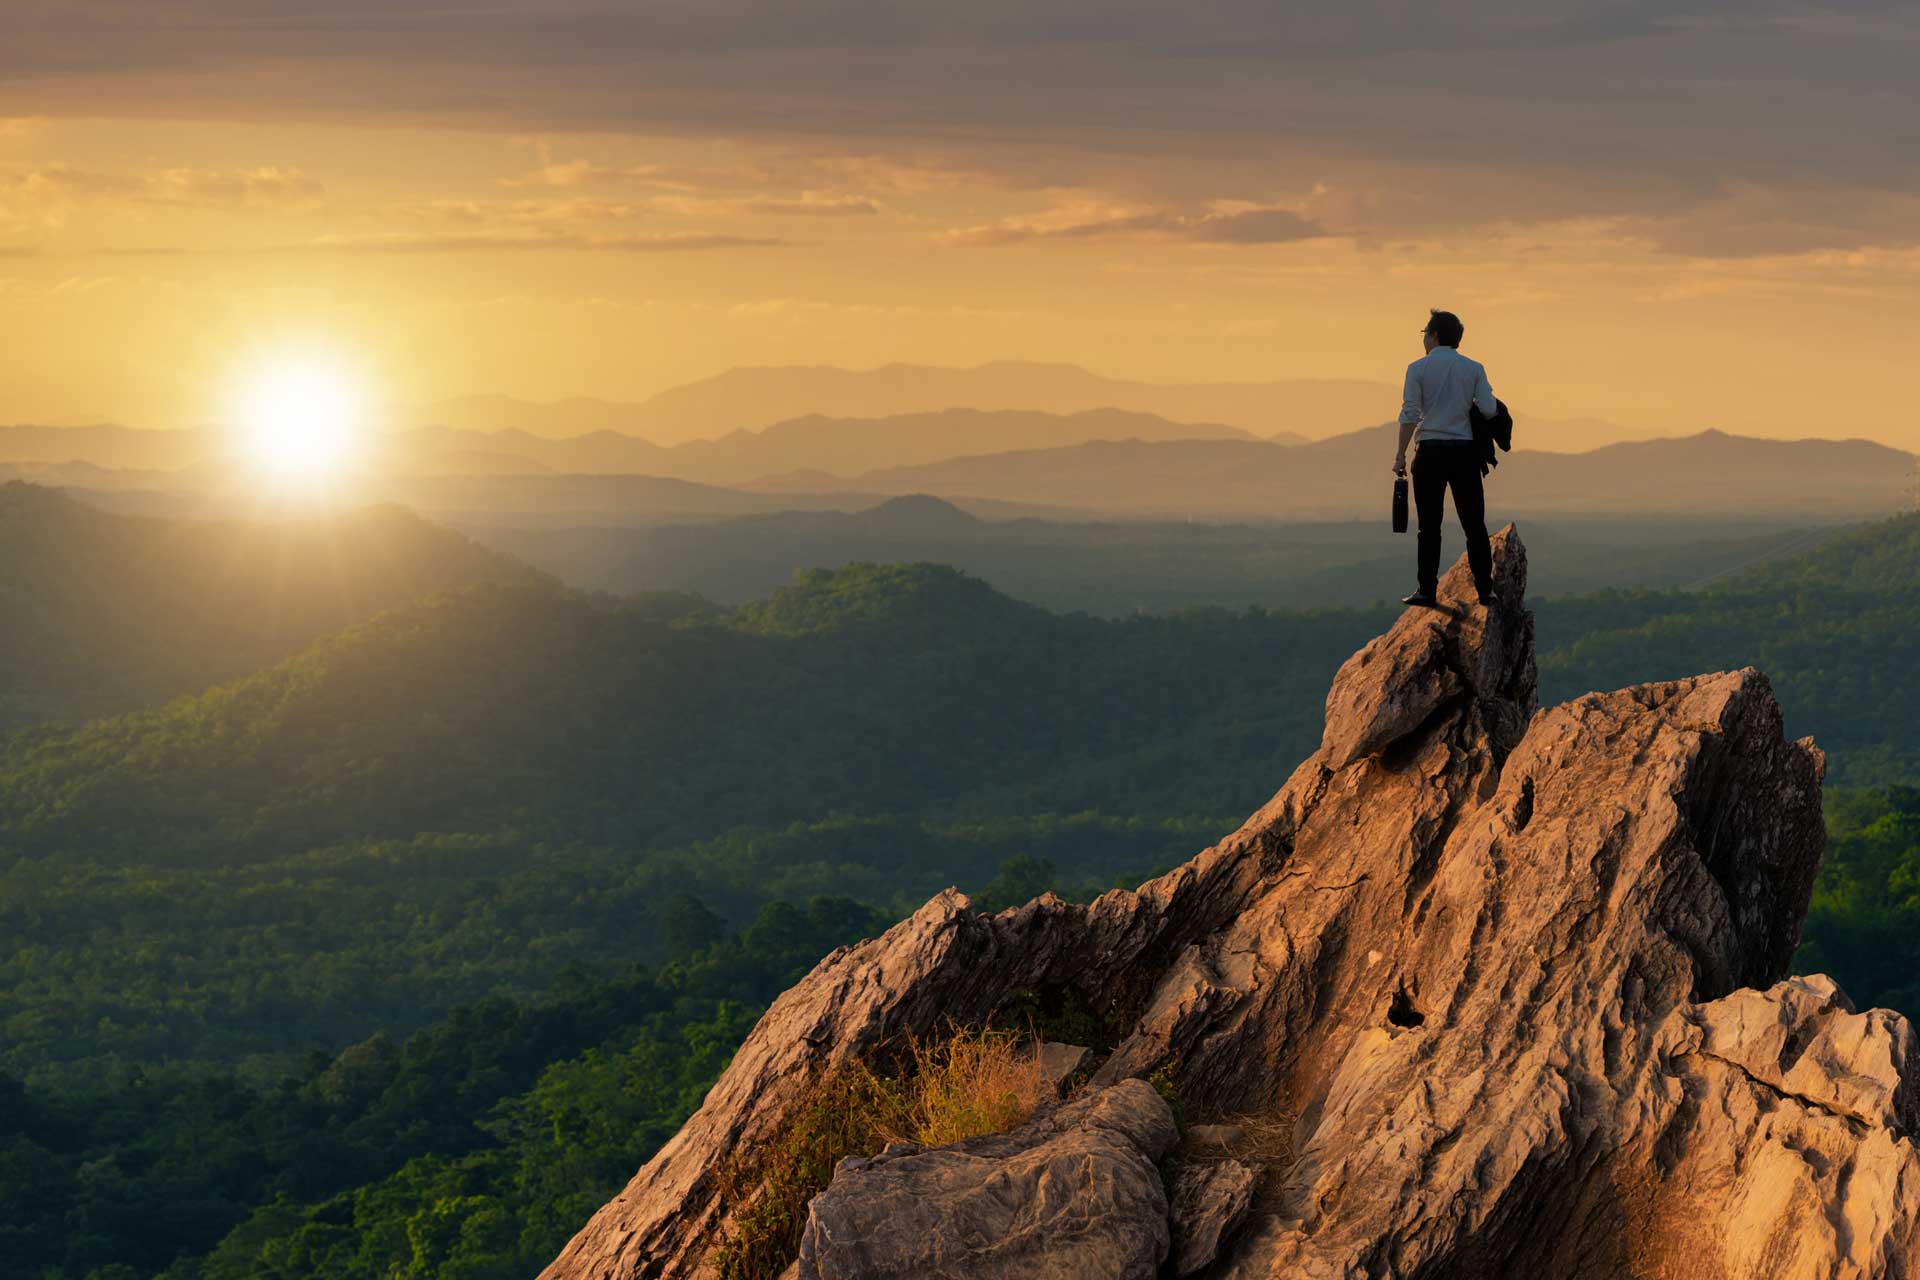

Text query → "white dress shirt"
[1400,345,1497,444]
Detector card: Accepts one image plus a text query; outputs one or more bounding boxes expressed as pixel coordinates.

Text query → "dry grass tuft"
[711,1064,902,1280]
[879,1024,1055,1149]
[709,1024,1056,1280]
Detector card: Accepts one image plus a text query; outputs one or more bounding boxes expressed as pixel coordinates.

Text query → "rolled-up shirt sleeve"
[1473,367,1497,418]
[1399,363,1423,427]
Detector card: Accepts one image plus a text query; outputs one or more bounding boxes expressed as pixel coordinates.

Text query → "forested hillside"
[1535,513,1920,784]
[0,563,1376,867]
[0,898,888,1280]
[2,561,1363,1080]
[6,511,1920,1280]
[470,495,1836,614]
[0,484,541,731]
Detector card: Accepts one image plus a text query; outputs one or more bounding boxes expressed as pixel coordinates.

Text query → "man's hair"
[1425,309,1465,347]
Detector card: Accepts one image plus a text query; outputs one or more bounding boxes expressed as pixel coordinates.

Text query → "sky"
[1,1,1916,440]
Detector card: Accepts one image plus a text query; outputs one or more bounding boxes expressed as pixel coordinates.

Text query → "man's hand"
[1392,454,1407,477]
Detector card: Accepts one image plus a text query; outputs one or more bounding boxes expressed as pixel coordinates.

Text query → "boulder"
[1036,1040,1091,1093]
[1169,1158,1258,1276]
[794,1079,1177,1280]
[541,526,1919,1280]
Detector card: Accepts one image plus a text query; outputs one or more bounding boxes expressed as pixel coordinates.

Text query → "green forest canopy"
[4,502,1920,1279]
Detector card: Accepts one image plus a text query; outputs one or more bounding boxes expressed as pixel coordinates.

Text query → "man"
[1393,309,1498,608]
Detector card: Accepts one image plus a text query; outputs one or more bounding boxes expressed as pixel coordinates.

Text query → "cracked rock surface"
[541,527,1920,1280]
[1170,1158,1258,1276]
[795,1078,1177,1280]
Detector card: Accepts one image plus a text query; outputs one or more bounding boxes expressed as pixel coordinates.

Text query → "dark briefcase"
[1392,477,1409,533]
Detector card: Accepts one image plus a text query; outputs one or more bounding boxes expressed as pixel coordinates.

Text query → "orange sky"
[1,4,1915,443]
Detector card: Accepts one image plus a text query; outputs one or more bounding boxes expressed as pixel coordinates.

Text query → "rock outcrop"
[542,527,1920,1280]
[796,1078,1178,1280]
[1169,1158,1258,1276]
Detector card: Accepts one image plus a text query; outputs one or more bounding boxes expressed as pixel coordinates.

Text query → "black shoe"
[1478,591,1501,608]
[1401,591,1439,608]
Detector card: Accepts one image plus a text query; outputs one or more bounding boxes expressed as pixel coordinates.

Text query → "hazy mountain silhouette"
[788,426,1913,519]
[408,362,1379,444]
[0,424,214,470]
[8,406,1258,489]
[12,414,1905,525]
[473,493,1841,613]
[390,426,670,474]
[0,482,541,730]
[0,459,184,490]
[389,406,1253,481]
[370,473,1070,527]
[399,394,652,438]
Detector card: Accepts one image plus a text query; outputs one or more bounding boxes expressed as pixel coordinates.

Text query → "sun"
[229,351,371,490]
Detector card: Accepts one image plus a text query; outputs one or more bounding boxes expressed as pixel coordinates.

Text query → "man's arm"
[1472,366,1497,418]
[1395,365,1421,475]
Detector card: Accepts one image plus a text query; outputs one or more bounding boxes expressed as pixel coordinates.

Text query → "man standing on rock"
[1393,309,1499,608]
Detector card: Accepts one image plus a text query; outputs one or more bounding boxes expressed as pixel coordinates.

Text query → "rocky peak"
[542,526,1918,1280]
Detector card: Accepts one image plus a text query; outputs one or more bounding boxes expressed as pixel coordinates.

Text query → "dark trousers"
[1412,441,1492,597]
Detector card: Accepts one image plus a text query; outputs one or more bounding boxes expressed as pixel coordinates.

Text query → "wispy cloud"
[941,204,1329,247]
[151,166,324,205]
[499,155,883,215]
[10,164,325,207]
[499,158,771,191]
[739,192,880,216]
[303,229,784,253]
[17,166,143,199]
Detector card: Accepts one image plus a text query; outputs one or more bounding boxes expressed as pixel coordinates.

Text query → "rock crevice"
[541,526,1919,1280]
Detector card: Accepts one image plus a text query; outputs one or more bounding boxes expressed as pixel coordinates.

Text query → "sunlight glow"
[229,351,371,490]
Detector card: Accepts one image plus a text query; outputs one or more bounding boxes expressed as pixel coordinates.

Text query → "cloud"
[49,275,120,293]
[1187,207,1325,244]
[500,155,883,214]
[941,204,1328,247]
[500,157,780,193]
[18,166,144,199]
[739,192,880,216]
[724,296,1013,320]
[3,2,1918,256]
[151,166,326,205]
[303,229,783,253]
[10,164,324,207]
[1637,182,1920,258]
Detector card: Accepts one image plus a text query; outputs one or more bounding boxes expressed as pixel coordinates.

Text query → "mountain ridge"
[780,426,1913,518]
[12,421,1908,523]
[539,530,1920,1280]
[0,482,541,731]
[409,361,1393,444]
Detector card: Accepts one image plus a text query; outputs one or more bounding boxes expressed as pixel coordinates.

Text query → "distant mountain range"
[386,406,1267,481]
[0,425,213,471]
[767,427,1915,520]
[474,493,1844,614]
[6,410,1909,524]
[0,406,1271,488]
[407,361,1394,444]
